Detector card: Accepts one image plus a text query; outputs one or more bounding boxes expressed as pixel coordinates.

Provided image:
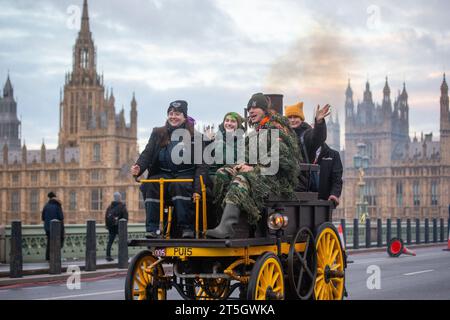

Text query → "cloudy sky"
[1,0,449,151]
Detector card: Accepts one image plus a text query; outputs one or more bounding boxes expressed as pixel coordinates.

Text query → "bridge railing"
[334,218,450,249]
[0,221,146,264]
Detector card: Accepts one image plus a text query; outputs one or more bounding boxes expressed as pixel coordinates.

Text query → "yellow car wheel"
[247,252,284,300]
[125,250,166,300]
[314,223,345,300]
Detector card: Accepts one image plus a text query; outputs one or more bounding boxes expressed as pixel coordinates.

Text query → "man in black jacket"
[312,143,343,206]
[105,192,128,261]
[41,192,64,261]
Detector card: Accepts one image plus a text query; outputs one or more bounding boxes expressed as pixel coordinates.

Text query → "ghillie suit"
[212,110,301,227]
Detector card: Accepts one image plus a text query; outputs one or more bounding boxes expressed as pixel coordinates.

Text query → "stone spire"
[40,139,46,163]
[345,79,354,120]
[73,0,95,73]
[383,76,391,97]
[22,141,27,163]
[382,76,392,115]
[401,82,408,100]
[80,0,91,37]
[441,73,448,95]
[345,79,353,97]
[363,80,373,103]
[130,92,137,137]
[3,73,13,98]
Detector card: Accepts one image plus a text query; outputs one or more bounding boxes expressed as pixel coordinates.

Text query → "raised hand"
[315,104,331,123]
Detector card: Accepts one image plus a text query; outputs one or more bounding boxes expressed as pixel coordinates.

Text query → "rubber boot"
[206,204,240,239]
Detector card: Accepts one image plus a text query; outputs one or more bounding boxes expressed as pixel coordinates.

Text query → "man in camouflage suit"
[207,93,314,238]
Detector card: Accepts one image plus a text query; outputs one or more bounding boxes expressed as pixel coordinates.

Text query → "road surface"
[1,245,449,300]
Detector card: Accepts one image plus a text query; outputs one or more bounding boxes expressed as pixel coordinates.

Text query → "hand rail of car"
[133,176,208,239]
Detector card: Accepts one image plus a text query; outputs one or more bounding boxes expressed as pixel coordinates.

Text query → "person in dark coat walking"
[284,102,330,191]
[131,100,208,239]
[105,192,128,261]
[41,192,64,261]
[312,143,343,206]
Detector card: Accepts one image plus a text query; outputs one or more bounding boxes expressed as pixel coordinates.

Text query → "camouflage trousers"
[213,165,270,226]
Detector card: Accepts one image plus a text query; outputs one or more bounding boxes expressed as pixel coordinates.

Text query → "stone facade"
[0,0,144,226]
[339,76,450,220]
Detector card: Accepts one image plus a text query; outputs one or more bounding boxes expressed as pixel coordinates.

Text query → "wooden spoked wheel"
[196,278,230,300]
[287,227,317,300]
[247,252,284,300]
[314,223,345,300]
[125,250,166,300]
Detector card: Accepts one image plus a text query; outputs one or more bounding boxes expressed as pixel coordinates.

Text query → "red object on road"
[338,223,346,250]
[387,238,416,257]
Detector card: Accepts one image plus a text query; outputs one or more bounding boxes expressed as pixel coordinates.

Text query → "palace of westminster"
[0,0,448,225]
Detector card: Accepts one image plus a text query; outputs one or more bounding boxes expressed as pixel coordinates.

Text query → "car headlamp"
[267,213,289,230]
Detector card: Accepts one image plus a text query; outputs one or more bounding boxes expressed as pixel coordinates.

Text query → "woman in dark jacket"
[131,100,208,238]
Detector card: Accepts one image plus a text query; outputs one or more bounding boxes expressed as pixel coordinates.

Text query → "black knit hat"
[167,100,188,118]
[247,93,269,111]
[48,191,56,199]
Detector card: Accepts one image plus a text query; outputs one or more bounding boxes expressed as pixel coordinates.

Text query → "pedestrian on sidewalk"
[105,192,128,261]
[41,192,65,261]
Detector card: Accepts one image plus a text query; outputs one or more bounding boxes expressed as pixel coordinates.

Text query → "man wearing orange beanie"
[284,102,330,191]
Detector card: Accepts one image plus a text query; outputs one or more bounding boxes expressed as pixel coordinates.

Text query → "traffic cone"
[387,238,416,257]
[443,228,450,251]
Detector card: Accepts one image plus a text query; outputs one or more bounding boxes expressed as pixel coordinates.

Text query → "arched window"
[413,181,420,207]
[29,190,39,212]
[90,189,103,211]
[69,191,77,211]
[93,143,101,162]
[431,181,438,206]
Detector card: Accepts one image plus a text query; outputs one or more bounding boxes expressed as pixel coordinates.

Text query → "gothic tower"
[381,77,392,118]
[58,0,137,174]
[59,0,103,148]
[345,79,354,123]
[0,74,21,150]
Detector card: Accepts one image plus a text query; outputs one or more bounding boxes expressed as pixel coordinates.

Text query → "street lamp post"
[353,143,369,223]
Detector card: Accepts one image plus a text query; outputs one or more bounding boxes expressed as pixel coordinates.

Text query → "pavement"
[0,243,449,299]
[0,259,118,276]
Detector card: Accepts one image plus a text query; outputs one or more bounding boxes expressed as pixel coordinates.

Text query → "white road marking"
[403,269,434,276]
[351,251,445,265]
[34,289,123,300]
